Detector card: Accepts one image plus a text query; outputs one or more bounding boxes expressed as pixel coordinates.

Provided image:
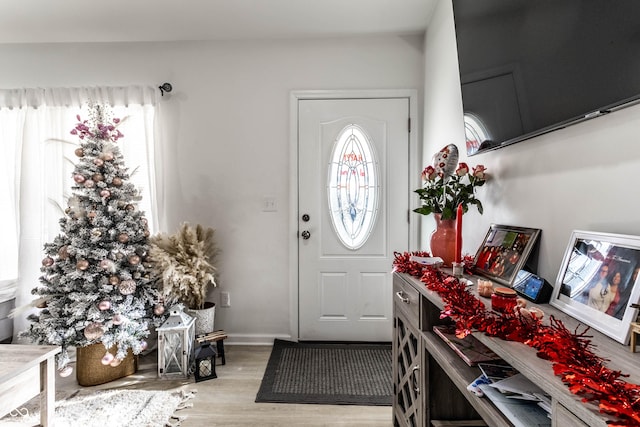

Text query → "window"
[0,108,20,289]
[0,86,160,339]
[327,125,379,250]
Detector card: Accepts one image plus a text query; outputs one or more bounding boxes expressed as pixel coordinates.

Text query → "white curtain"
[0,86,161,341]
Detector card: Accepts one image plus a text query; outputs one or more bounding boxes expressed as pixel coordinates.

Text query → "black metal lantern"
[194,341,217,382]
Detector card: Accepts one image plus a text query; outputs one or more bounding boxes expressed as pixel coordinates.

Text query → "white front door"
[297,97,411,341]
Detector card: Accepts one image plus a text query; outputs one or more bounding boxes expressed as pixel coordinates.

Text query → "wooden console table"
[392,271,640,426]
[0,344,61,426]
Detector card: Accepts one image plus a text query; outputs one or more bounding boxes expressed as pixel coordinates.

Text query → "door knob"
[301,230,311,240]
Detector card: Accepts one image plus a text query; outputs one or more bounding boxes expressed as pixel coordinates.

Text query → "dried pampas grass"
[148,223,220,310]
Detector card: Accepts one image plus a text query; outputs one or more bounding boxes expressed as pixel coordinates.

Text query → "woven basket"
[76,342,137,386]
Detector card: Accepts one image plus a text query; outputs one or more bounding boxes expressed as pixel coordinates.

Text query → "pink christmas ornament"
[112,314,126,325]
[92,173,104,182]
[100,189,111,198]
[74,148,84,157]
[128,255,141,265]
[73,174,86,183]
[99,259,110,269]
[93,158,104,167]
[109,357,123,367]
[112,177,122,186]
[83,322,104,340]
[109,275,120,285]
[101,352,115,365]
[98,300,111,311]
[59,366,73,377]
[118,280,136,295]
[83,179,95,188]
[101,152,114,161]
[118,233,129,243]
[153,303,165,316]
[42,256,54,267]
[76,259,89,270]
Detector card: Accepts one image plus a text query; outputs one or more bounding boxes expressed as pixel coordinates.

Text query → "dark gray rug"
[255,339,392,406]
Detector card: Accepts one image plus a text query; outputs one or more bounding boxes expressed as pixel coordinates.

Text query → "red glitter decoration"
[393,251,640,426]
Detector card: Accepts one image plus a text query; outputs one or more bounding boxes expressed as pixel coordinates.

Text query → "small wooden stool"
[197,330,228,365]
[630,322,640,352]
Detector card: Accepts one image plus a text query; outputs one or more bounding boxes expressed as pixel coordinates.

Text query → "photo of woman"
[560,239,640,320]
[551,231,640,344]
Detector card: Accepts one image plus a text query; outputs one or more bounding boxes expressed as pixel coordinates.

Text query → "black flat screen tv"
[452,0,640,155]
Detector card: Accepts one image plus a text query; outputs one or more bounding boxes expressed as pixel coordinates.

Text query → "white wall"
[424,1,640,288]
[0,35,425,344]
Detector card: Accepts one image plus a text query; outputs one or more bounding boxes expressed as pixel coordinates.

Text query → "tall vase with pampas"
[148,223,220,335]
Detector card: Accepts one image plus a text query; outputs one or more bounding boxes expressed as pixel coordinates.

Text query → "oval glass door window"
[327,124,379,250]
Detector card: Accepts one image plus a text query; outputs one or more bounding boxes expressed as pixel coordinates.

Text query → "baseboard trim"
[223,333,292,346]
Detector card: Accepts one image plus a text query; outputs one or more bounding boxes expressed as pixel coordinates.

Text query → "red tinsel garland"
[392,251,640,426]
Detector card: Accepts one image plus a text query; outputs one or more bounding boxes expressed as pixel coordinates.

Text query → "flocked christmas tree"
[21,104,166,376]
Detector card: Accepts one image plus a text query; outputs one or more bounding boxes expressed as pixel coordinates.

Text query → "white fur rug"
[1,389,195,427]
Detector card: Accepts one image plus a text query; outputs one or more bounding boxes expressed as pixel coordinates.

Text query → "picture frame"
[550,230,640,345]
[473,224,541,287]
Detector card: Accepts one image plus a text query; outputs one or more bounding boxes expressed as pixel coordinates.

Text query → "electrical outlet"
[220,291,231,307]
[262,196,277,212]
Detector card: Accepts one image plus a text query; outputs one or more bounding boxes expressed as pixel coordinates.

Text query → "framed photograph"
[550,230,640,344]
[473,224,541,287]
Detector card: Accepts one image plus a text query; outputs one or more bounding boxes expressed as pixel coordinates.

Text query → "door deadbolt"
[301,230,311,240]
[302,214,310,222]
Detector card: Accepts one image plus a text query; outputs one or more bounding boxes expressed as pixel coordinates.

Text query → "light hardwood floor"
[55,345,393,426]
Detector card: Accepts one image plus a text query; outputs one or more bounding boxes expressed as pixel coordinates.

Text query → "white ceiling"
[0,0,434,44]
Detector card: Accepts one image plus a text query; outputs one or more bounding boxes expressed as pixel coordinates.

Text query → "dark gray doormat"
[255,339,392,406]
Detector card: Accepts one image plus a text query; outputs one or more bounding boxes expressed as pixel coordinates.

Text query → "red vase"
[430,213,457,267]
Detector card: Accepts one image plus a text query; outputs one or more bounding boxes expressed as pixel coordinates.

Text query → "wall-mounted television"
[453,0,640,156]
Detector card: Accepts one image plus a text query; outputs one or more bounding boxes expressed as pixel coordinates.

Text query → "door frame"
[288,89,421,341]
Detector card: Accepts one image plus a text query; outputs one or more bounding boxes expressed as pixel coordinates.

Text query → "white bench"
[0,344,61,426]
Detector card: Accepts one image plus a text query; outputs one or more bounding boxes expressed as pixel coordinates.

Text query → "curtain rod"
[158,82,172,96]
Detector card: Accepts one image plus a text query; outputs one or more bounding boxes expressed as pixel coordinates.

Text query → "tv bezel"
[452,0,640,156]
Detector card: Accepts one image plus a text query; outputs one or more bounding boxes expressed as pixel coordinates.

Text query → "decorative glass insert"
[327,125,379,250]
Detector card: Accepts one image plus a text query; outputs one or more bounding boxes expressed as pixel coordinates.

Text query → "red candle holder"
[491,287,517,314]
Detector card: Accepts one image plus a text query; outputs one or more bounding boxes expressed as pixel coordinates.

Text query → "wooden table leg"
[40,356,55,426]
[630,322,640,353]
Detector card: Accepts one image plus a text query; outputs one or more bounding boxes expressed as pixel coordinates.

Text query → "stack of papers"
[479,384,551,427]
[478,363,518,382]
[470,366,552,427]
[489,373,545,400]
